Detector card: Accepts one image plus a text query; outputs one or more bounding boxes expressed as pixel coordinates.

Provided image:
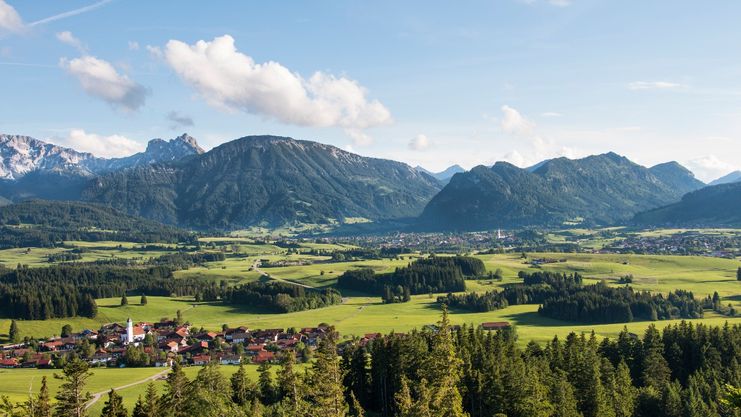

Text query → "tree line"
[5,311,741,417]
[337,256,483,297]
[223,281,343,313]
[439,271,705,324]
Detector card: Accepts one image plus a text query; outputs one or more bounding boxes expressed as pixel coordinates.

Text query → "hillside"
[417,153,702,230]
[0,200,193,247]
[633,182,741,227]
[709,170,741,186]
[649,161,705,195]
[83,135,442,229]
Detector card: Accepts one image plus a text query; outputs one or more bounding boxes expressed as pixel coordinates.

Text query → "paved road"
[85,368,170,410]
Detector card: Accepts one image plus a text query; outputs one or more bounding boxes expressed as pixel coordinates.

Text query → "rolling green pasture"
[0,362,292,415]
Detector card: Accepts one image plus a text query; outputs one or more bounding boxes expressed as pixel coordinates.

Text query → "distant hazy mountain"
[416,165,465,183]
[648,161,705,195]
[417,152,703,231]
[83,135,442,229]
[709,170,741,186]
[0,133,204,201]
[634,182,741,227]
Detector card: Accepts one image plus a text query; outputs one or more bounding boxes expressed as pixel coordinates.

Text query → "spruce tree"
[231,363,257,407]
[187,362,238,416]
[258,363,278,405]
[348,392,365,417]
[34,376,52,417]
[54,358,93,417]
[737,267,741,281]
[278,351,307,415]
[132,383,159,417]
[100,389,127,417]
[140,294,148,305]
[549,370,582,417]
[611,361,637,417]
[8,320,19,343]
[309,330,348,417]
[120,293,128,306]
[160,361,189,417]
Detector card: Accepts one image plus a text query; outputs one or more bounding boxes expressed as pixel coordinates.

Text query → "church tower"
[126,318,134,344]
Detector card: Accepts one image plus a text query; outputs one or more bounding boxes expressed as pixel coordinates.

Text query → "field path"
[85,368,169,410]
[251,259,317,289]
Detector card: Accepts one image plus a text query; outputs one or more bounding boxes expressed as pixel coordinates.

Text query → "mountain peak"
[146,133,204,155]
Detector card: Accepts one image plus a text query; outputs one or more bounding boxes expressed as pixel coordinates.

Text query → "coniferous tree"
[231,363,257,407]
[611,361,637,417]
[100,389,127,417]
[348,392,365,417]
[187,362,239,417]
[53,358,93,417]
[309,329,348,417]
[8,320,19,343]
[160,361,189,417]
[120,293,128,306]
[31,376,52,417]
[278,351,307,416]
[257,363,278,405]
[737,267,741,281]
[140,294,148,305]
[131,383,158,417]
[549,370,582,417]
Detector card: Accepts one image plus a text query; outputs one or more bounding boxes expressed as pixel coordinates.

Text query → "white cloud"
[56,31,86,52]
[0,0,24,34]
[684,155,739,183]
[409,134,431,151]
[628,81,684,91]
[128,41,140,51]
[500,105,535,136]
[57,129,143,158]
[345,129,373,147]
[162,35,392,130]
[60,55,148,111]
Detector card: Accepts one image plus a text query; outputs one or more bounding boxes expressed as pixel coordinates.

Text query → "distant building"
[481,322,511,331]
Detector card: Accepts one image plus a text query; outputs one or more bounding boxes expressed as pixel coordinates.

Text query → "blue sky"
[1,0,740,181]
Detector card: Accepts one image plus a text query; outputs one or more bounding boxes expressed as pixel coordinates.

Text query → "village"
[0,317,337,369]
[0,317,512,370]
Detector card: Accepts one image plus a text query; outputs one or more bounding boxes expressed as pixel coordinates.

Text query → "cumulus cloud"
[60,55,148,111]
[167,111,194,129]
[684,155,739,183]
[500,105,535,136]
[0,0,24,34]
[628,81,684,91]
[162,35,392,130]
[409,134,431,151]
[56,31,86,52]
[57,129,144,158]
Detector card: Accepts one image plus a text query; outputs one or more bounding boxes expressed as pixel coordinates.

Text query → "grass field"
[0,362,293,415]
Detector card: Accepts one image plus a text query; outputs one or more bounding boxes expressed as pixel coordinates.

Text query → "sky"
[1,1,740,182]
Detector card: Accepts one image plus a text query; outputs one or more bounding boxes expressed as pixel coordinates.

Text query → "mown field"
[0,362,294,414]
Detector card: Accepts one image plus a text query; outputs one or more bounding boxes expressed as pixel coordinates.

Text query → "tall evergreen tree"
[278,351,308,416]
[187,362,239,417]
[231,363,258,407]
[131,383,158,417]
[160,361,189,417]
[309,330,348,417]
[737,267,741,281]
[257,363,278,405]
[140,294,148,305]
[100,389,127,417]
[8,320,19,343]
[53,358,93,417]
[120,293,128,306]
[32,376,52,417]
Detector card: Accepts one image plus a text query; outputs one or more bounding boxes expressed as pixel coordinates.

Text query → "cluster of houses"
[602,233,741,257]
[0,318,334,369]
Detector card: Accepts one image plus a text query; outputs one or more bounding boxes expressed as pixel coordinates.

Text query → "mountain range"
[709,170,741,186]
[634,181,741,227]
[417,152,705,230]
[415,165,465,184]
[2,131,737,231]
